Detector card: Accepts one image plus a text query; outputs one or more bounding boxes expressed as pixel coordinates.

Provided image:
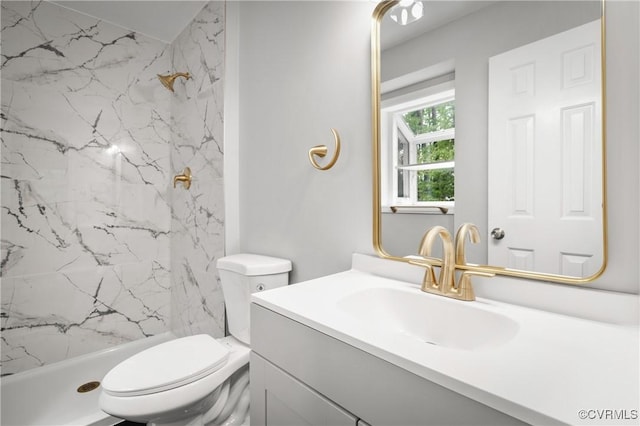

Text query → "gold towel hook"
[308,128,341,171]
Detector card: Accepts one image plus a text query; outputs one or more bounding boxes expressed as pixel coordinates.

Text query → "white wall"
[231,1,638,294]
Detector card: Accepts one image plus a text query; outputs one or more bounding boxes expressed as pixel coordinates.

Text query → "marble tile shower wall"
[169,3,226,339]
[0,1,226,375]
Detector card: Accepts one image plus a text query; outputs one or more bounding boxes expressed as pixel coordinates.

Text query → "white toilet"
[99,254,292,426]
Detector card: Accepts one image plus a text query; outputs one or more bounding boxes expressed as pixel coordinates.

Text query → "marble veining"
[1,0,226,375]
[169,2,226,338]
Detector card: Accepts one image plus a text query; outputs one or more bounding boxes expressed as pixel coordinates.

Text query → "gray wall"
[605,0,640,294]
[235,1,638,294]
[236,1,375,283]
[381,213,454,257]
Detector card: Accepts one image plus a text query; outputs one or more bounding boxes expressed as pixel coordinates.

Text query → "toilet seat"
[100,336,250,423]
[102,335,229,397]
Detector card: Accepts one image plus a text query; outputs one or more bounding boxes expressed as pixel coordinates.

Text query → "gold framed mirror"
[372,0,607,284]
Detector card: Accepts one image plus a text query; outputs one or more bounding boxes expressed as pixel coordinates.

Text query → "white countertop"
[252,257,639,425]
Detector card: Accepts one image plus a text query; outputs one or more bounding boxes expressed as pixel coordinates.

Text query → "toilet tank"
[216,254,291,344]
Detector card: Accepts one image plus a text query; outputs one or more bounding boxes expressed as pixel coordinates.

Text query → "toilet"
[99,254,291,426]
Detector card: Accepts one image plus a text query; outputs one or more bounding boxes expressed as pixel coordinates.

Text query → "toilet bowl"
[99,254,291,426]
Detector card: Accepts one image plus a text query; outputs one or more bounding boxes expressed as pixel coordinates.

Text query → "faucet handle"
[408,259,439,292]
[173,167,192,190]
[420,264,438,292]
[456,270,495,301]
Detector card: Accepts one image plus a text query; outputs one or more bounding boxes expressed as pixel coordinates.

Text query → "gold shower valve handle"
[309,128,341,171]
[173,167,192,190]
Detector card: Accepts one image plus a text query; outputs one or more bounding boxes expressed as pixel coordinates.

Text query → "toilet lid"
[101,335,229,397]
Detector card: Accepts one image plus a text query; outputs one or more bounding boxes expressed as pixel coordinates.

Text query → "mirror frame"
[371,0,608,284]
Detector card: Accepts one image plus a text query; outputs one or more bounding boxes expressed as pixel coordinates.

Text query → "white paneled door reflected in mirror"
[372,0,606,283]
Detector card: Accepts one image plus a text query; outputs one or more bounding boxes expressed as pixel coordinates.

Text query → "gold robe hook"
[309,128,341,171]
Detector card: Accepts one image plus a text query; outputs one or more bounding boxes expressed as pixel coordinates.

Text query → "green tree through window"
[398,100,455,203]
[417,140,454,202]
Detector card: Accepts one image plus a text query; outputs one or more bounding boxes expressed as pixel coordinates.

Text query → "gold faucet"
[453,223,495,300]
[455,223,480,266]
[415,226,456,295]
[410,223,494,301]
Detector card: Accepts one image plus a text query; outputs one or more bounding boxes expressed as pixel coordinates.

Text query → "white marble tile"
[1,260,170,373]
[1,0,174,375]
[170,256,226,338]
[169,2,226,338]
[1,0,226,376]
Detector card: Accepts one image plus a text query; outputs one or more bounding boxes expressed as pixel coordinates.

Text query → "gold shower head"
[157,72,191,92]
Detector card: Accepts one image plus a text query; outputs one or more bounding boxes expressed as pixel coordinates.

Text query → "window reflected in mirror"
[372,0,607,283]
[382,82,455,214]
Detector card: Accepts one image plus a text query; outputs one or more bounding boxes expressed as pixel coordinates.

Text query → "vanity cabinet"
[250,304,526,426]
[251,353,358,425]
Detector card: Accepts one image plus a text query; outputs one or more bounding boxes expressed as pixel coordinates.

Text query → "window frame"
[380,81,456,214]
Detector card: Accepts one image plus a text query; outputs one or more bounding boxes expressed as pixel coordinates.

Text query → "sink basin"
[337,287,519,350]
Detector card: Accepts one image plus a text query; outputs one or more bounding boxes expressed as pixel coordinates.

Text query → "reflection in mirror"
[373,0,606,282]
